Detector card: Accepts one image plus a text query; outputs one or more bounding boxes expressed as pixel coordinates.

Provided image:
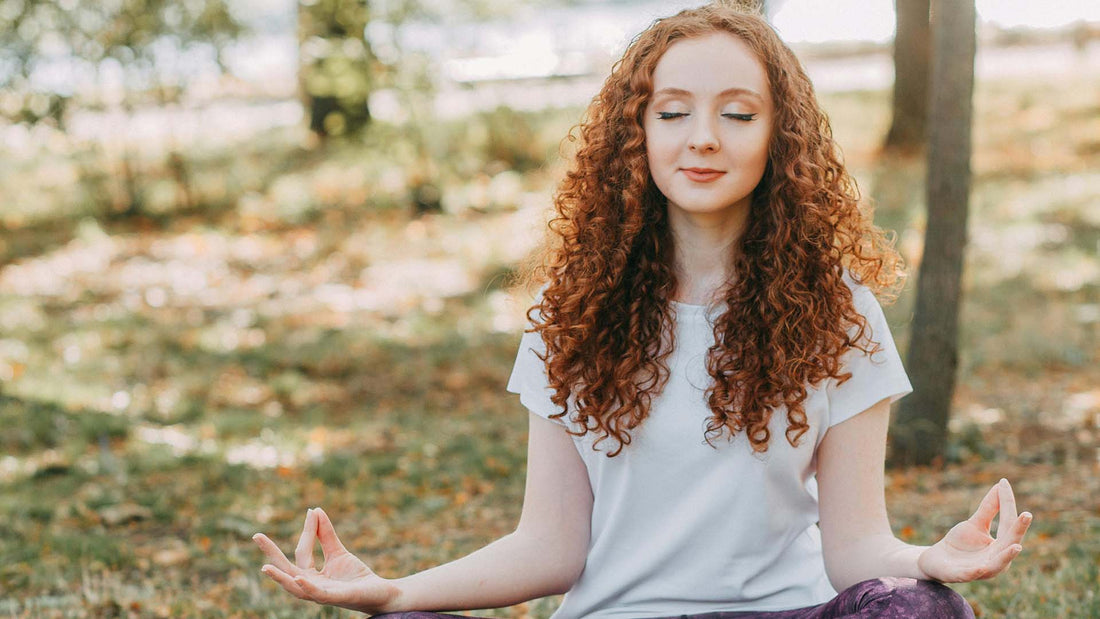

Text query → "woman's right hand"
[254,507,403,614]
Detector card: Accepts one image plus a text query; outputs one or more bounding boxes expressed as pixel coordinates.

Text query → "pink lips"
[681,168,725,182]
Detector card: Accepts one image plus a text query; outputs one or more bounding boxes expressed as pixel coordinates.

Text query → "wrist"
[879,537,932,581]
[914,544,937,581]
[376,577,410,614]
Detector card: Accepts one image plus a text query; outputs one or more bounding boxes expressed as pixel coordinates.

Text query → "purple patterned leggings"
[374,577,973,618]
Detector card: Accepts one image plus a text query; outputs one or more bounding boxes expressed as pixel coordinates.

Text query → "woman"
[253,4,1032,617]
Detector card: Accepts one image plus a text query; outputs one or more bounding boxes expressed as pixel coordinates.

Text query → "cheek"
[746,129,772,168]
[644,117,679,153]
[644,132,675,177]
[643,125,663,159]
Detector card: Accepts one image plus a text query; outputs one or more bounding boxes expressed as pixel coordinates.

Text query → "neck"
[668,200,750,305]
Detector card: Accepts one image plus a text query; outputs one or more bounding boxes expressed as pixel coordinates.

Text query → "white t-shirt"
[506,280,913,619]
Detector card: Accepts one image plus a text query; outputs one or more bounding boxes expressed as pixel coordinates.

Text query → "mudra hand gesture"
[253,507,400,613]
[918,478,1033,582]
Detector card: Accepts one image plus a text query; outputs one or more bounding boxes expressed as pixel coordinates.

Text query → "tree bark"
[889,0,976,467]
[883,0,931,153]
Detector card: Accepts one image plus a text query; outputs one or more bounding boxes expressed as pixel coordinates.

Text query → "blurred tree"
[0,0,242,123]
[889,0,976,467]
[0,0,245,218]
[883,0,931,153]
[297,0,377,139]
[364,0,534,215]
[711,0,774,18]
[0,0,69,127]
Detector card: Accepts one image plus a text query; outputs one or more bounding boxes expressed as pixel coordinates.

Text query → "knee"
[864,577,974,619]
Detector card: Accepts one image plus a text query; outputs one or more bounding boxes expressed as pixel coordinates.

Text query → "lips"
[681,168,726,182]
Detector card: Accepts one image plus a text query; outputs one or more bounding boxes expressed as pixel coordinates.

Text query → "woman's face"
[643,32,774,221]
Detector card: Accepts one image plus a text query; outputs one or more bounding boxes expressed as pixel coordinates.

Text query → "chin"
[670,201,739,215]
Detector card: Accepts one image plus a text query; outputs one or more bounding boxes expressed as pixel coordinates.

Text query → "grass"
[0,63,1098,617]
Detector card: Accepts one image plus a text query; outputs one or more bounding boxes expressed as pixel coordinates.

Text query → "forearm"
[823,533,930,592]
[383,530,580,614]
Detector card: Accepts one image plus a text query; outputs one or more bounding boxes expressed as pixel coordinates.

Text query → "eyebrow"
[652,87,764,101]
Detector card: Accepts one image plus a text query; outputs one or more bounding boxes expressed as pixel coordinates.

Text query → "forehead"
[650,32,770,102]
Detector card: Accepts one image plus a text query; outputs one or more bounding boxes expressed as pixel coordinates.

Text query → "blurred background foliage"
[0,0,243,123]
[298,0,376,137]
[0,0,560,227]
[0,0,1098,616]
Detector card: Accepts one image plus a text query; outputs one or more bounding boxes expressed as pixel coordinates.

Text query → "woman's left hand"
[917,478,1033,582]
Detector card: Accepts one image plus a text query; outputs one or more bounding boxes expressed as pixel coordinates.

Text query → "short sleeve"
[824,285,913,428]
[507,326,568,425]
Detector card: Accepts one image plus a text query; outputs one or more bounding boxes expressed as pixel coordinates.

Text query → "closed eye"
[656,112,757,121]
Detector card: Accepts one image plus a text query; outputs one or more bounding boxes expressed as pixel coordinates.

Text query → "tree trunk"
[888,0,976,467]
[297,0,374,139]
[883,0,931,154]
[113,101,145,219]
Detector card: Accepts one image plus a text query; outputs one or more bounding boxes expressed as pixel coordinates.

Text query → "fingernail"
[252,533,260,541]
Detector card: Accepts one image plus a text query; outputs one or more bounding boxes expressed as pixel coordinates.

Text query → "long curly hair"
[521,3,905,456]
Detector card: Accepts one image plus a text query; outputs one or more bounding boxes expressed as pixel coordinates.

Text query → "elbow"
[823,564,850,595]
[821,554,843,592]
[548,567,584,596]
[541,537,588,595]
[555,553,586,594]
[512,527,588,595]
[820,539,858,593]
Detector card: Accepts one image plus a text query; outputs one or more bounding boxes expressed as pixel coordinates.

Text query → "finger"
[1009,511,1034,544]
[989,510,1034,558]
[295,574,333,604]
[995,479,1018,540]
[968,483,1000,533]
[314,507,350,558]
[983,541,1023,579]
[295,508,319,569]
[261,564,309,600]
[253,533,302,576]
[1019,511,1033,535]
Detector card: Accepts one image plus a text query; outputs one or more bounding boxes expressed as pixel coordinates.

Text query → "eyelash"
[656,112,756,121]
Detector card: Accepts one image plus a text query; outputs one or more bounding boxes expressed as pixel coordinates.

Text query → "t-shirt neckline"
[670,299,722,319]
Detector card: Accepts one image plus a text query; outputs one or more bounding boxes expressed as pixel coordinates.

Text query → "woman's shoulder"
[839,269,877,310]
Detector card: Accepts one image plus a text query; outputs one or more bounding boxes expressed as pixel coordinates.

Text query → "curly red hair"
[522,4,905,456]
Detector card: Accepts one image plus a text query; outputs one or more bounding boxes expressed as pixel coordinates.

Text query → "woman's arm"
[254,412,593,614]
[816,397,924,590]
[816,397,1032,591]
[386,412,593,612]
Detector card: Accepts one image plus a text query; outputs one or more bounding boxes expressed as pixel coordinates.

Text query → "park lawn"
[0,67,1098,617]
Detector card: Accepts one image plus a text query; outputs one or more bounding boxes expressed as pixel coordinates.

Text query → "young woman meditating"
[253,5,1032,617]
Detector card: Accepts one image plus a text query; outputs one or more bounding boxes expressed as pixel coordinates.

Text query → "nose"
[687,116,719,153]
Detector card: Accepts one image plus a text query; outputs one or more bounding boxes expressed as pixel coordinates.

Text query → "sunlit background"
[1,1,1098,617]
